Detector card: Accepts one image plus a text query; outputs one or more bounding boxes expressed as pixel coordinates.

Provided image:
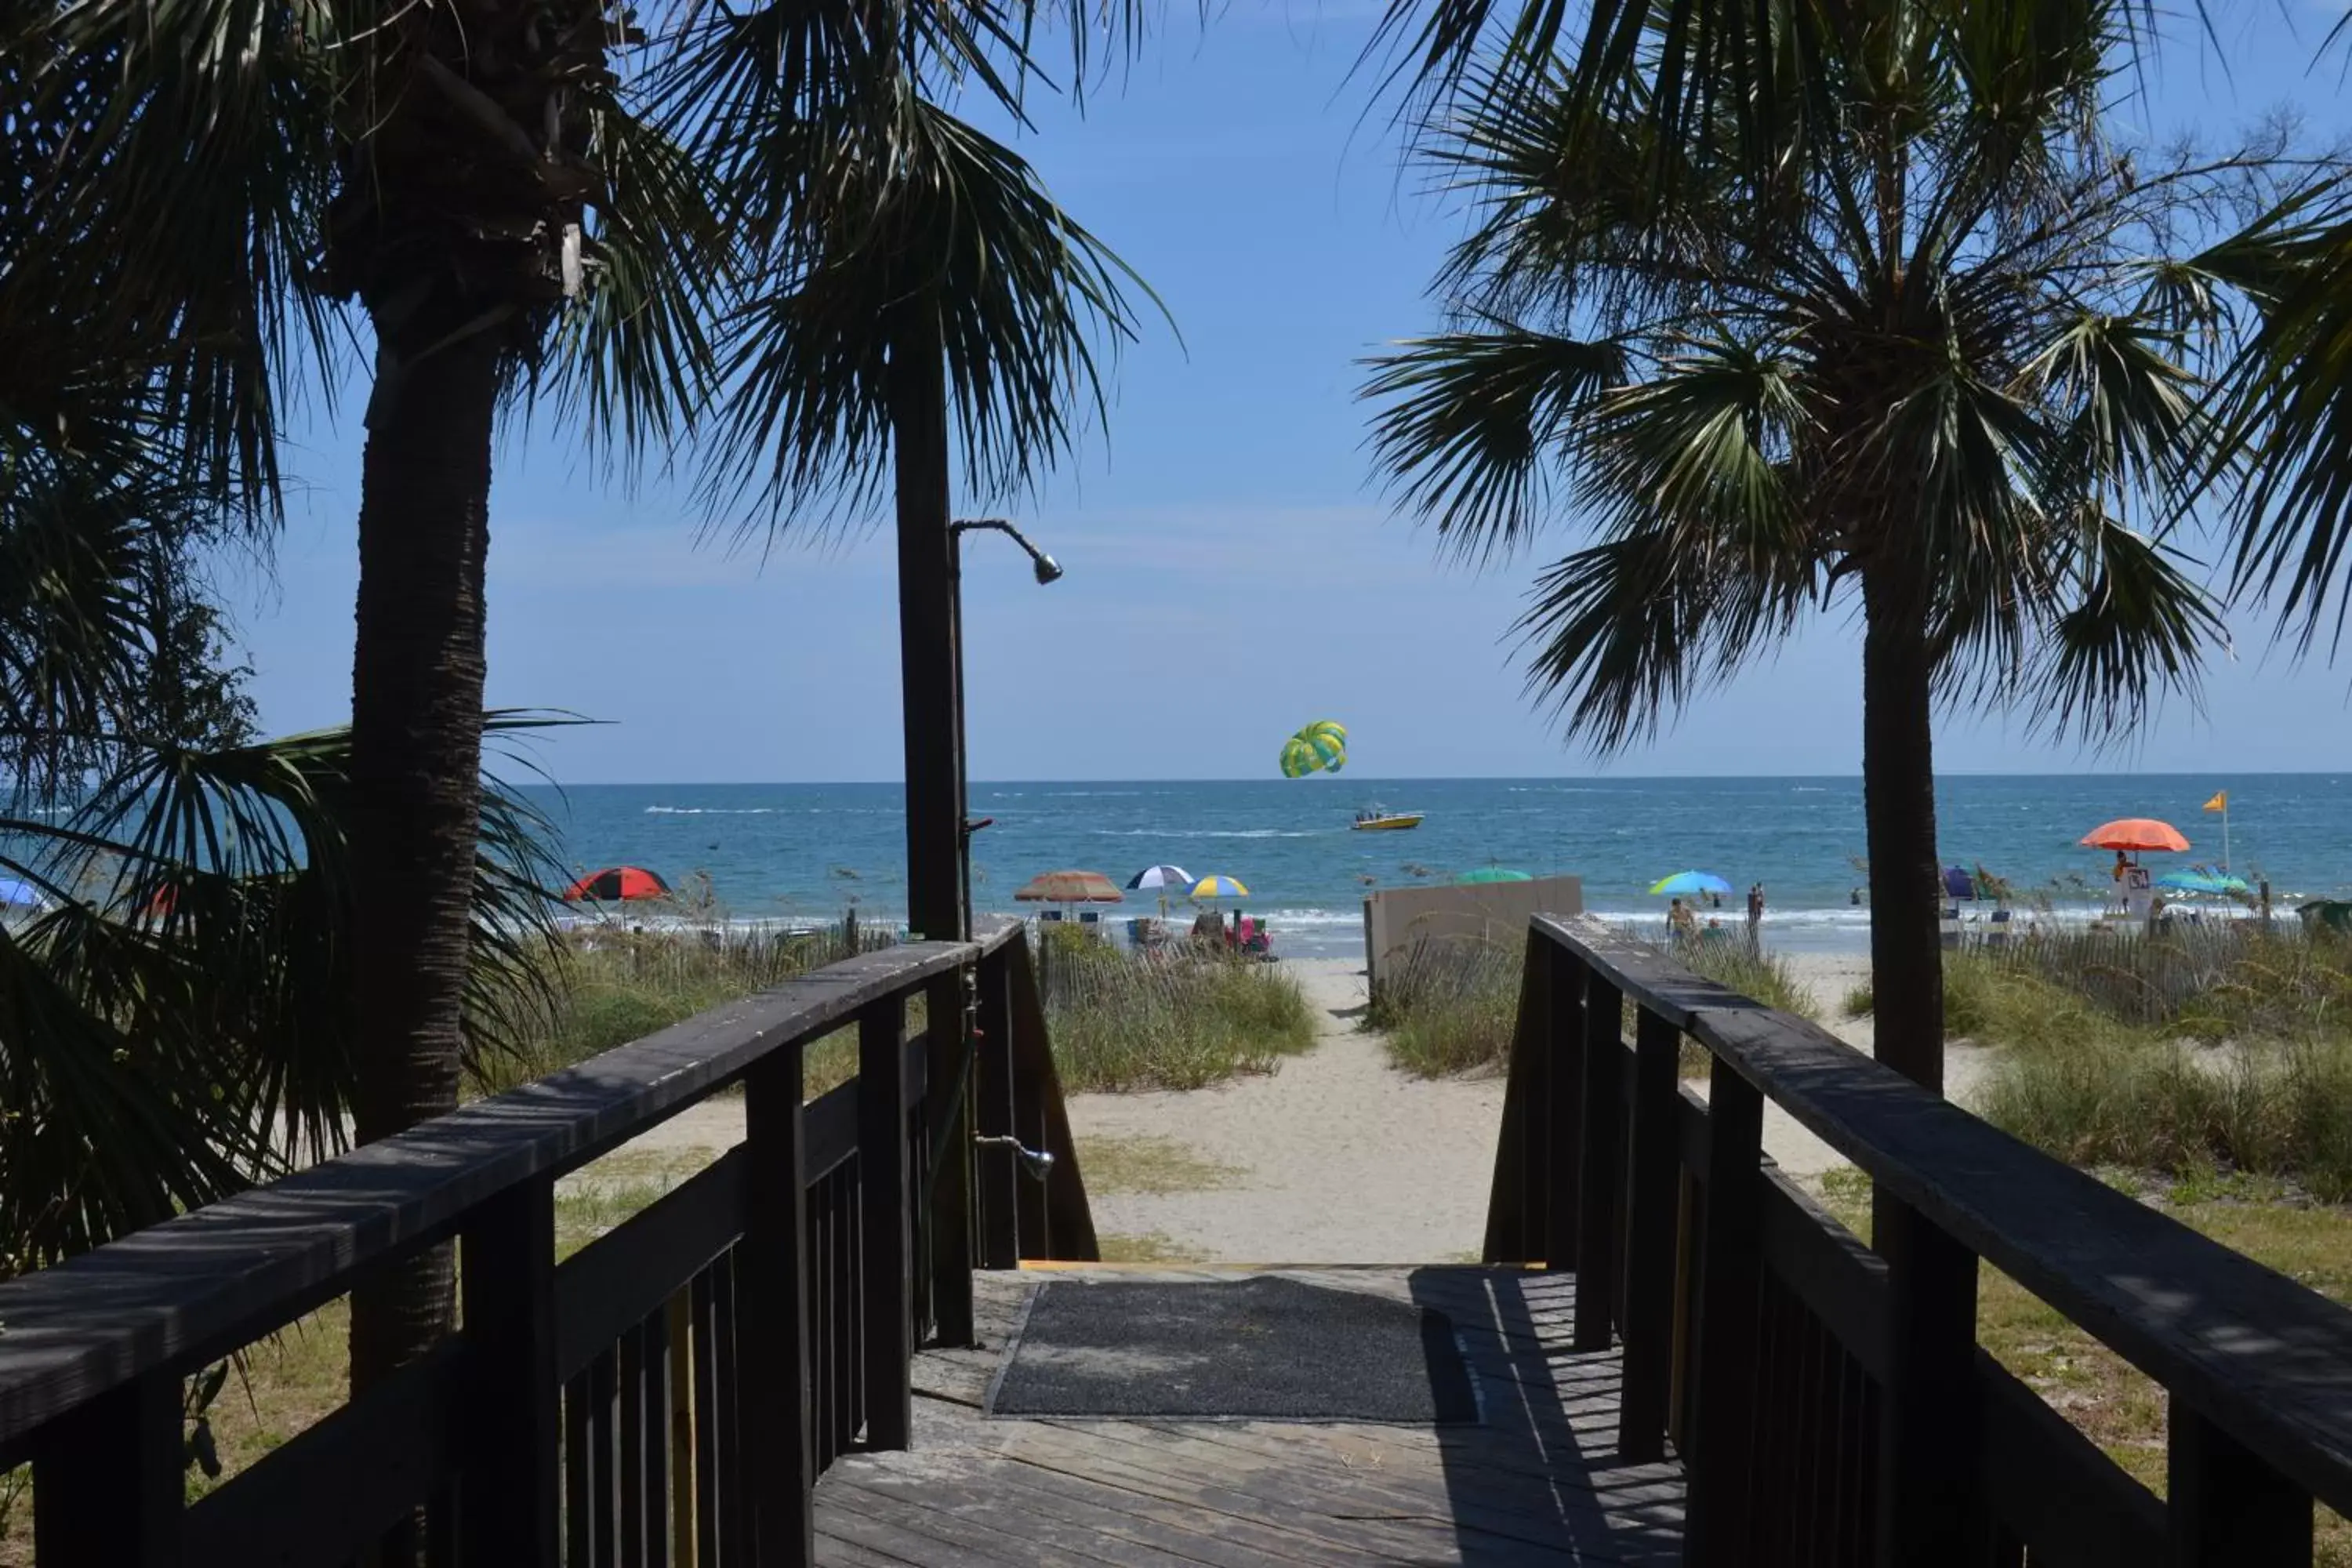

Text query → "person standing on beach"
[1746,884,1765,940]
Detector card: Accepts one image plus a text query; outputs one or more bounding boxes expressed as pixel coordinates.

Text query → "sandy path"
[1067,959,1504,1265]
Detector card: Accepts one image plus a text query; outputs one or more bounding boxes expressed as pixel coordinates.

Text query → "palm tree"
[13,0,717,1408]
[1363,19,2285,1089]
[665,0,1157,962]
[0,425,564,1272]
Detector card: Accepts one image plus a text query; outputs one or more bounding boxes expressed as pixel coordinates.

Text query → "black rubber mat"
[988,1276,1481,1423]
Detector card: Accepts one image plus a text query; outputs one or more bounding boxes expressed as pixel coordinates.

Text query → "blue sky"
[227,2,2352,782]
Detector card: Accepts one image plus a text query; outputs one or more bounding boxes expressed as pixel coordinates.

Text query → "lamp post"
[949,519,1064,937]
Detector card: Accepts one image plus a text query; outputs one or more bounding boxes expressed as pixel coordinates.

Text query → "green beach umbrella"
[1650,870,1733,897]
[1457,866,1533,885]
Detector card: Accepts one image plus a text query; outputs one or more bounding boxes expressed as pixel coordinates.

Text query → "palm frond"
[703,94,1156,531]
[2194,178,2352,653]
[1363,327,1627,561]
[2037,513,2221,739]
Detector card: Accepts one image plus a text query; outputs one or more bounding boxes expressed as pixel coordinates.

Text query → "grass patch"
[1370,930,1817,1080]
[1815,1167,2352,1562]
[1094,1231,1202,1263]
[1841,982,1874,1018]
[473,921,891,1099]
[1673,937,1818,1020]
[1076,1134,1242,1195]
[1037,927,1317,1091]
[1368,937,1521,1077]
[1889,925,2352,1196]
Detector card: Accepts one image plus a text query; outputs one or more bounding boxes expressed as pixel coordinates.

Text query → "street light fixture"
[949,518,1062,939]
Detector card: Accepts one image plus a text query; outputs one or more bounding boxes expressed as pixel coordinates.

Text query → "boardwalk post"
[1618,1006,1682,1460]
[31,1370,180,1568]
[974,949,1019,1269]
[926,972,977,1346]
[742,1044,815,1566]
[2169,1406,2311,1566]
[1878,1199,1980,1568]
[1574,973,1627,1349]
[457,1175,561,1568]
[1687,1055,1766,1566]
[859,993,915,1450]
[1542,942,1584,1271]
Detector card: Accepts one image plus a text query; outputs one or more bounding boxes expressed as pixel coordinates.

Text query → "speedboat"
[1352,805,1425,832]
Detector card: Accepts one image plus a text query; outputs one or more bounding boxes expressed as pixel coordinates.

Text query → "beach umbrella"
[1941,866,1976,901]
[1649,870,1733,897]
[0,877,48,911]
[1124,864,1193,892]
[2155,870,2250,896]
[1457,866,1533,885]
[562,866,671,902]
[2080,818,2190,853]
[1190,873,1250,898]
[1014,870,1124,903]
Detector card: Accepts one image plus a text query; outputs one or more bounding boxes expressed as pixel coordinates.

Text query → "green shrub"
[1036,924,1317,1091]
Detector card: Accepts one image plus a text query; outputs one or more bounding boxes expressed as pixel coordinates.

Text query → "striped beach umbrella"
[1125,864,1194,891]
[1191,874,1250,899]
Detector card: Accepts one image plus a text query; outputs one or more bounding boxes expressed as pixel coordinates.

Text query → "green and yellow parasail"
[1279,720,1348,778]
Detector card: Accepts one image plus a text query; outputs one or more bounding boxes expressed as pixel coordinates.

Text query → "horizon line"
[511,769,2337,786]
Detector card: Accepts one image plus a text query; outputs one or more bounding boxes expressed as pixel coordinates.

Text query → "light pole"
[949,518,1063,937]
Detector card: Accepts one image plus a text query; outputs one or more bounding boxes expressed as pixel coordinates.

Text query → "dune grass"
[1370,931,1817,1079]
[1036,927,1318,1091]
[1838,926,2352,1197]
[469,920,893,1101]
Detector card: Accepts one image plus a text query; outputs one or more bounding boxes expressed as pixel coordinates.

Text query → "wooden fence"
[0,916,1091,1566]
[1489,913,2352,1568]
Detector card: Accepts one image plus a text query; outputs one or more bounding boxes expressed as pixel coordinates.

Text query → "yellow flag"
[2203,790,2228,813]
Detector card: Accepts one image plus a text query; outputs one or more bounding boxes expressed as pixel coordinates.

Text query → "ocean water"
[519,775,2351,957]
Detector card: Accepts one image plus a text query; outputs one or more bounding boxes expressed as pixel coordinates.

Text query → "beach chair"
[1077,909,1102,926]
[1039,909,1064,923]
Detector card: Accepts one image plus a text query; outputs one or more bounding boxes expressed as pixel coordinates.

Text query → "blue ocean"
[518,775,2351,956]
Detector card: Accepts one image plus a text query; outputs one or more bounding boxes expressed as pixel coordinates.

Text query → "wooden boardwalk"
[812,1266,1686,1566]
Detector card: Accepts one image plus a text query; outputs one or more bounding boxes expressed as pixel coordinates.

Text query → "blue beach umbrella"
[1649,870,1732,898]
[0,877,48,910]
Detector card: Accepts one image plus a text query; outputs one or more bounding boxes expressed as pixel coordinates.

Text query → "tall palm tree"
[13,0,717,1407]
[667,3,1156,949]
[1365,13,2278,1089]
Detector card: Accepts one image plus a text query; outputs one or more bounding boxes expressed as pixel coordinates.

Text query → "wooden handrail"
[0,914,1091,1568]
[1497,912,2352,1567]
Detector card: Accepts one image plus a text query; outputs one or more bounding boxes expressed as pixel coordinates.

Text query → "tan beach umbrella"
[1014,870,1125,903]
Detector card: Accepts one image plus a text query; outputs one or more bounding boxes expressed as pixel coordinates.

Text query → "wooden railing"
[0,916,1091,1566]
[1490,913,2352,1568]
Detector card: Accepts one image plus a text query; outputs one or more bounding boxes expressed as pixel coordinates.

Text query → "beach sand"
[585,945,1978,1265]
[1068,958,1504,1263]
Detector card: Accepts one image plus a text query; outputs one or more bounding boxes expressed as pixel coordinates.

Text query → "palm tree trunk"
[1860,559,1945,1093]
[347,313,500,1401]
[890,302,964,943]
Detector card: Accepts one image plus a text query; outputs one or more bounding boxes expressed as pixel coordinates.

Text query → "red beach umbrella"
[2079,818,2190,854]
[562,866,671,902]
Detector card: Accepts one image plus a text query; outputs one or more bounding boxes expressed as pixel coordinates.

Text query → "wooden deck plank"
[812,1265,1686,1568]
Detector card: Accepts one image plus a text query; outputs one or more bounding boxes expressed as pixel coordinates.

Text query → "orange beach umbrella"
[2079,818,2190,854]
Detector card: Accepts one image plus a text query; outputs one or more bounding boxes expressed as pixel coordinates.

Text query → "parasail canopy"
[1279,719,1348,778]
